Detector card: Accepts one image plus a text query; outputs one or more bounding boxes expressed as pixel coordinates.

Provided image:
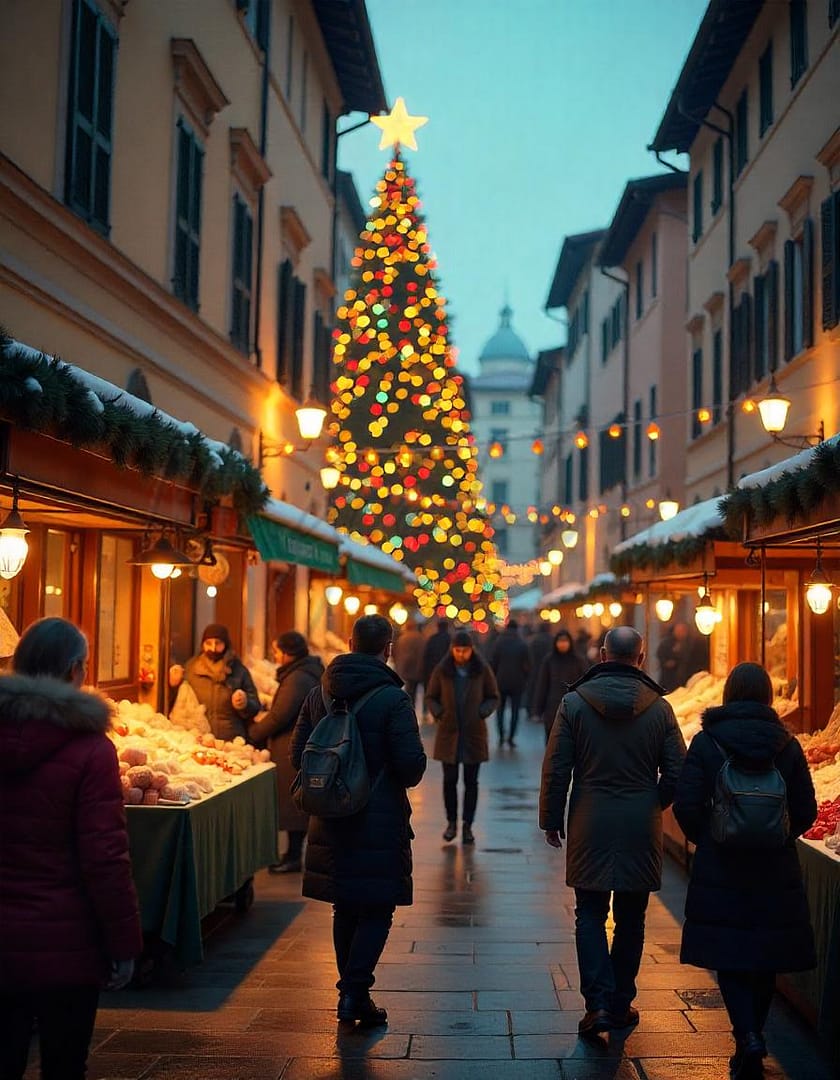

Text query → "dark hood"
[0,674,112,776]
[325,652,403,702]
[276,654,324,683]
[701,700,791,762]
[571,661,665,722]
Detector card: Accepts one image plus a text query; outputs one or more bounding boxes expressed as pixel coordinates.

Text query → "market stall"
[126,763,278,968]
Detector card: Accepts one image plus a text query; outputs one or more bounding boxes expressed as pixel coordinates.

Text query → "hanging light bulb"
[658,494,680,521]
[364,603,378,615]
[206,584,218,598]
[694,576,717,636]
[655,597,674,622]
[561,528,579,549]
[574,431,589,450]
[581,603,594,619]
[539,560,552,576]
[757,373,791,435]
[320,465,341,490]
[488,441,504,459]
[531,438,544,455]
[805,543,832,615]
[0,483,30,580]
[343,595,361,615]
[389,602,408,625]
[547,549,564,566]
[646,421,660,441]
[295,394,328,441]
[608,423,622,439]
[325,584,343,606]
[593,602,604,617]
[609,601,623,618]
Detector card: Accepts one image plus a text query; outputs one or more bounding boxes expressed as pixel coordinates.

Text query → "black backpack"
[709,737,790,849]
[291,685,386,818]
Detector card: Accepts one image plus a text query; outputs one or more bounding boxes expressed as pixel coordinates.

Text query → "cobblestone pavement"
[36,717,834,1078]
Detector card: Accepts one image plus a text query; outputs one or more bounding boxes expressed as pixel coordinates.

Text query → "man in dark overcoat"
[291,615,426,1026]
[489,618,530,747]
[248,631,323,873]
[540,626,686,1038]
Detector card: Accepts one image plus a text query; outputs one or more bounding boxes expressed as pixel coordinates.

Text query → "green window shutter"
[822,194,840,330]
[231,196,253,353]
[803,217,814,349]
[712,329,723,424]
[783,240,795,362]
[691,349,703,439]
[753,274,766,381]
[711,138,723,213]
[291,278,306,400]
[173,120,202,310]
[276,259,293,383]
[766,260,779,370]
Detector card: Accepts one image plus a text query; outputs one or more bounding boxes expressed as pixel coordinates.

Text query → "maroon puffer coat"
[0,674,143,989]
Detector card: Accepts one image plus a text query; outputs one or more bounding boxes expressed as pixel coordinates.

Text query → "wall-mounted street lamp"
[658,493,680,522]
[259,392,329,467]
[757,374,825,449]
[654,597,674,622]
[694,573,720,636]
[130,534,193,580]
[547,548,564,566]
[805,540,833,615]
[561,527,579,549]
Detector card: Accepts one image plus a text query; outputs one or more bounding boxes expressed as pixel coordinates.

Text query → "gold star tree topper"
[371,97,428,151]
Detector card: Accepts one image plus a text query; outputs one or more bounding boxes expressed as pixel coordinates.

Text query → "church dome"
[478,304,530,365]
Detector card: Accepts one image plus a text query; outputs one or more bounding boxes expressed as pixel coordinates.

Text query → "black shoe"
[442,821,457,842]
[268,858,301,874]
[610,1005,639,1028]
[730,1032,766,1078]
[462,824,475,845]
[337,993,388,1026]
[507,738,517,747]
[578,1008,611,1038]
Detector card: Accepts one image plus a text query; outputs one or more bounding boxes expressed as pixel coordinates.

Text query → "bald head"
[602,626,644,666]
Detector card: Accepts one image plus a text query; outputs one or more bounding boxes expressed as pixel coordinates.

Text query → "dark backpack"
[709,737,790,849]
[291,685,386,818]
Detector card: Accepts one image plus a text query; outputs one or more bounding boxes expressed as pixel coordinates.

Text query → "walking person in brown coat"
[248,631,324,873]
[425,630,500,845]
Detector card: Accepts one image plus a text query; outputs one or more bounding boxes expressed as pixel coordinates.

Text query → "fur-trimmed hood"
[0,674,112,776]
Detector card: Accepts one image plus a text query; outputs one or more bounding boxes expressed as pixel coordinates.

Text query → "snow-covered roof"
[539,581,587,605]
[508,585,543,611]
[736,433,840,491]
[612,496,724,554]
[262,497,338,545]
[339,534,416,583]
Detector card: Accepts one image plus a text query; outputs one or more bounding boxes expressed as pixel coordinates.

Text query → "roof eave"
[312,0,387,116]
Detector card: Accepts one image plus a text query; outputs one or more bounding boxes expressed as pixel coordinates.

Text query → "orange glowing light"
[488,441,504,459]
[608,423,622,439]
[574,431,589,450]
[697,407,711,424]
[646,422,660,441]
[531,438,544,455]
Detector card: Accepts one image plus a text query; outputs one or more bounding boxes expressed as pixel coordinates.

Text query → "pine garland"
[721,441,840,538]
[609,532,722,577]
[0,331,268,517]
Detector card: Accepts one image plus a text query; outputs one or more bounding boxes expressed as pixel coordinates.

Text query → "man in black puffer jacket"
[291,615,426,1026]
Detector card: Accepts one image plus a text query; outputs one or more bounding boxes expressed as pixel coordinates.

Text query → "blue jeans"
[574,888,650,1013]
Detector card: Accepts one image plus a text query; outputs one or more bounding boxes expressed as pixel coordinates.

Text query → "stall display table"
[125,763,278,967]
[779,840,840,1072]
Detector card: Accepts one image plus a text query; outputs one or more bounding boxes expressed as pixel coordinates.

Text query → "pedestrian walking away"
[525,621,553,720]
[0,617,142,1080]
[291,615,426,1027]
[248,631,324,874]
[539,625,686,1039]
[169,623,260,741]
[532,628,588,743]
[426,630,500,844]
[673,661,817,1080]
[392,618,426,715]
[489,618,530,747]
[422,619,452,695]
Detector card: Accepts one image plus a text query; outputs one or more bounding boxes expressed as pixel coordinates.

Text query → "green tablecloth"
[781,840,840,1070]
[126,764,278,967]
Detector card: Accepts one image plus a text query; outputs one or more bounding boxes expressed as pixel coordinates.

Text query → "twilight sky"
[337,0,708,375]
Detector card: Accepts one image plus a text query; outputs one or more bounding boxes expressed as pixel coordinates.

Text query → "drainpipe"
[676,98,736,489]
[647,146,688,176]
[331,115,373,289]
[252,1,272,370]
[600,267,630,542]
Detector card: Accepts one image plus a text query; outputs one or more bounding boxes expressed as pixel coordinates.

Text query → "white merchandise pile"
[109,699,270,806]
[665,670,799,746]
[797,702,840,804]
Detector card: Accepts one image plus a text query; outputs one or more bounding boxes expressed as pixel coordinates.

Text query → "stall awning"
[338,534,413,593]
[247,515,339,573]
[346,558,405,593]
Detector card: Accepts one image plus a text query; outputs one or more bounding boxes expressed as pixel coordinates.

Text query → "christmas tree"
[326,103,505,625]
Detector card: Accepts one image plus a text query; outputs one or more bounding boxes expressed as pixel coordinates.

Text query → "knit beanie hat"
[452,630,473,647]
[201,623,231,648]
[276,630,308,659]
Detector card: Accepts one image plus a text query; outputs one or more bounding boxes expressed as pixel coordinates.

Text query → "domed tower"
[467,304,541,568]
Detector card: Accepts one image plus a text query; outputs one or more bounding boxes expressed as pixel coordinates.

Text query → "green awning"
[247,515,339,573]
[346,558,405,593]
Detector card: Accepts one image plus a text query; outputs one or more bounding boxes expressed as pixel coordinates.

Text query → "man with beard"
[170,623,260,741]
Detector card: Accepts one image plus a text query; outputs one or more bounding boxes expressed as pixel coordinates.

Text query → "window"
[300,51,308,132]
[242,0,269,50]
[831,0,840,29]
[312,310,331,404]
[692,171,703,242]
[43,531,69,619]
[651,232,658,298]
[600,317,609,363]
[753,261,779,380]
[490,400,510,416]
[578,444,589,502]
[285,15,294,99]
[490,428,508,452]
[759,42,774,135]
[581,289,590,334]
[173,119,203,310]
[712,328,723,424]
[277,259,293,384]
[494,528,508,556]
[65,0,116,233]
[610,295,623,349]
[691,349,703,439]
[790,0,808,87]
[635,260,643,319]
[230,195,253,353]
[290,279,306,399]
[648,386,657,478]
[491,480,508,505]
[730,292,754,396]
[632,399,642,479]
[784,220,814,360]
[97,535,134,684]
[321,100,332,181]
[821,191,840,331]
[711,138,724,214]
[563,453,573,505]
[734,89,748,177]
[598,415,626,494]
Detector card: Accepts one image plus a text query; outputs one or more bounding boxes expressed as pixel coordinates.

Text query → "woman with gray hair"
[0,617,142,1079]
